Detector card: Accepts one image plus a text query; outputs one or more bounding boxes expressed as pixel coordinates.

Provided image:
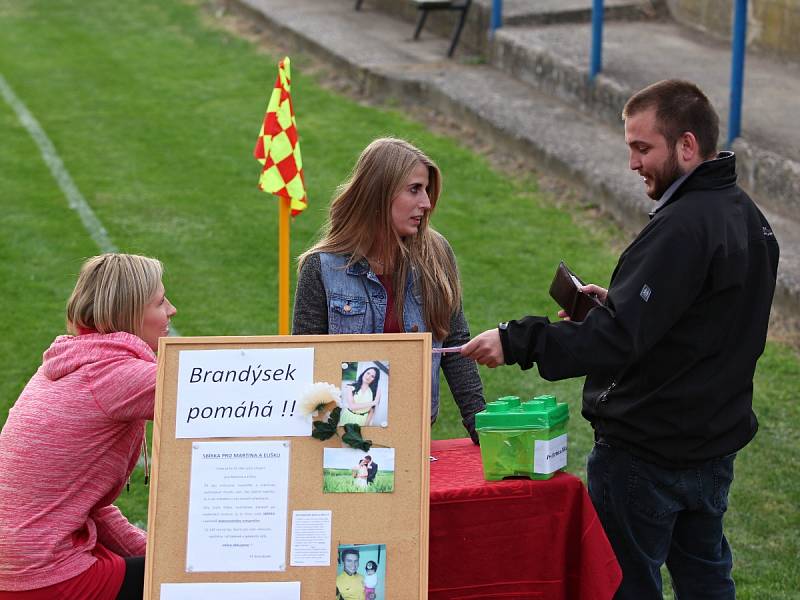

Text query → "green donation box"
[475,395,569,481]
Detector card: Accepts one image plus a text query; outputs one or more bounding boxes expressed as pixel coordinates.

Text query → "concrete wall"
[361,0,799,62]
[666,0,800,61]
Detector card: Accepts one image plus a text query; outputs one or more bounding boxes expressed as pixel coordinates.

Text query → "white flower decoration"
[298,382,341,417]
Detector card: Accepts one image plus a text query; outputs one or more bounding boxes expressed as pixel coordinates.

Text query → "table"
[428,438,621,600]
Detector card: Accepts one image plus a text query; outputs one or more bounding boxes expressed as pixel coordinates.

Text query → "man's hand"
[461,328,505,367]
[581,283,608,303]
[558,284,608,320]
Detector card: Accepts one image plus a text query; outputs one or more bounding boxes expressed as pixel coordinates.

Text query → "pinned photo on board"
[323,448,395,494]
[336,544,386,600]
[340,361,389,427]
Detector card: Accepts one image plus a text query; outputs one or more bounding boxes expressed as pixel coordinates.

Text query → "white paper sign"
[186,441,290,572]
[176,348,314,438]
[290,510,332,566]
[534,433,568,474]
[161,582,300,600]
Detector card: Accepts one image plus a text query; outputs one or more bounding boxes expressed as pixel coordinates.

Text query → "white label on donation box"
[534,434,568,474]
[176,348,314,438]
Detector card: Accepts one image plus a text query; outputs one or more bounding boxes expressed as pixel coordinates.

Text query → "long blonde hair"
[298,138,461,339]
[66,253,163,339]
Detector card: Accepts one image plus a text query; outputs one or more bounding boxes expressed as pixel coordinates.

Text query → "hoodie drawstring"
[142,435,149,485]
[126,434,150,492]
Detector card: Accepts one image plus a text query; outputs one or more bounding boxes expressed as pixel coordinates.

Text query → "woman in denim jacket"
[292,138,484,442]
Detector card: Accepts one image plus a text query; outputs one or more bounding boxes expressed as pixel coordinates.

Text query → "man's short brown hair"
[622,79,719,160]
[341,547,360,561]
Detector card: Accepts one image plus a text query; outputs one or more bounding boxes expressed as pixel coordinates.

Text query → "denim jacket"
[320,252,445,416]
[293,251,484,438]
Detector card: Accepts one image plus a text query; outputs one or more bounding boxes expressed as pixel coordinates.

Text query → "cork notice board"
[144,334,431,599]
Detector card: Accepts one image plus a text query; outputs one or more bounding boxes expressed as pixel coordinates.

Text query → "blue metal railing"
[490,0,503,37]
[590,0,604,81]
[491,0,747,146]
[728,0,748,147]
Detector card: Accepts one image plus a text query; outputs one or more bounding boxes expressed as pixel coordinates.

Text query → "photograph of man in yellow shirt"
[336,547,365,600]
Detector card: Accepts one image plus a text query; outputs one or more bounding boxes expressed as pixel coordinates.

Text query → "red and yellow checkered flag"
[254,57,307,215]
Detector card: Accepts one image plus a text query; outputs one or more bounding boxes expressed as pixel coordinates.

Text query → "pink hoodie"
[0,332,156,591]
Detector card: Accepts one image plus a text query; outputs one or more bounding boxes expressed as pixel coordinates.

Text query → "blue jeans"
[587,442,736,600]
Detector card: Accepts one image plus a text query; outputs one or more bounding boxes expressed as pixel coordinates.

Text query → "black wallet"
[548,261,602,322]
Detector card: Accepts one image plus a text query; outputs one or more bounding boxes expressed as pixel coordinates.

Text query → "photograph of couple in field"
[323,448,395,493]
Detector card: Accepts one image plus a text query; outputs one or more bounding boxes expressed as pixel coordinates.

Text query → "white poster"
[186,441,290,572]
[290,510,332,566]
[161,582,300,600]
[534,433,568,474]
[176,347,314,438]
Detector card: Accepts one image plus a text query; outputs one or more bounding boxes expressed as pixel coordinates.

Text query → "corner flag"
[254,56,307,216]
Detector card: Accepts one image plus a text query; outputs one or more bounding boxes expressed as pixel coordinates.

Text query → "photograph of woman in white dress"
[352,458,369,489]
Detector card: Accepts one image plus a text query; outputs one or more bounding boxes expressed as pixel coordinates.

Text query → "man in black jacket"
[463,80,779,599]
[365,455,378,485]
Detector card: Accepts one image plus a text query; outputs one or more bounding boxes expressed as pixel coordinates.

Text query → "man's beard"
[648,148,682,200]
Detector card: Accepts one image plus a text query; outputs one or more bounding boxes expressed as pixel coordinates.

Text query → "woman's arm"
[441,304,486,444]
[366,389,381,425]
[293,253,328,335]
[91,352,157,421]
[92,505,147,556]
[343,385,362,411]
[347,388,377,411]
[436,240,486,443]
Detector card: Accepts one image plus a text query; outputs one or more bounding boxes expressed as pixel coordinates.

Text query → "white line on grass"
[0,73,180,336]
[0,73,116,253]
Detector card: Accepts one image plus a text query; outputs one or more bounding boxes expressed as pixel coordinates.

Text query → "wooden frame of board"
[144,334,431,600]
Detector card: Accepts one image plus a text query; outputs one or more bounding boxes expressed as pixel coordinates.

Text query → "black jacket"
[366,462,378,484]
[500,153,779,467]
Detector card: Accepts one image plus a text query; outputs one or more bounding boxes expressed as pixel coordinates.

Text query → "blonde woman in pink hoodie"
[0,253,176,600]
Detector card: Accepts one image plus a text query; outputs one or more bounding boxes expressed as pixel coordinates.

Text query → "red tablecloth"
[429,438,621,600]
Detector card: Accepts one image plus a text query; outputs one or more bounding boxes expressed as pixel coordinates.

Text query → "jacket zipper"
[598,380,616,403]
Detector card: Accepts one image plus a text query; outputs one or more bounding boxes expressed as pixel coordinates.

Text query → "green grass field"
[0,0,798,596]
[323,469,394,494]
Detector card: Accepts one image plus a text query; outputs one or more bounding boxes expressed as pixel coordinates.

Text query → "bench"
[412,0,472,58]
[354,0,473,58]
